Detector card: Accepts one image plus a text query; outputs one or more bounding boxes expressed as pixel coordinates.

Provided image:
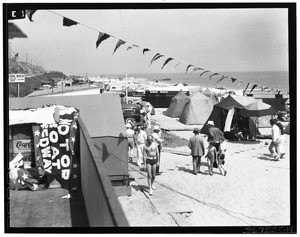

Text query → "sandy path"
[118,109,290,227]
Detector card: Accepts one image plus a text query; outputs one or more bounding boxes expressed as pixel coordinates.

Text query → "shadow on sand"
[257,153,279,162]
[131,184,149,192]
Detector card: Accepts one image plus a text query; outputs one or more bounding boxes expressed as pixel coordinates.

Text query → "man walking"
[207,121,225,152]
[188,128,205,175]
[134,124,147,169]
[152,125,163,175]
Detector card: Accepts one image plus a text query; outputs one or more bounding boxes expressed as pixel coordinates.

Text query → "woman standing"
[274,118,285,158]
[269,118,281,160]
[152,125,163,175]
[143,135,159,196]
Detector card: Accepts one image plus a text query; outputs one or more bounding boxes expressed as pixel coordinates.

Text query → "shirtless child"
[143,135,159,196]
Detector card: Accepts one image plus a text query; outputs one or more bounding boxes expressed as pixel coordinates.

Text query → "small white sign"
[9,74,25,83]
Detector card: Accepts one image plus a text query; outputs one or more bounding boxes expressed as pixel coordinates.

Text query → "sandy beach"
[118,108,290,227]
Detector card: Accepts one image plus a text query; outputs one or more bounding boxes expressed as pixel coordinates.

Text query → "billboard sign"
[9,74,25,83]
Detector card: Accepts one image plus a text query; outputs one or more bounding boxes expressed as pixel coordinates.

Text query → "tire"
[125,117,136,125]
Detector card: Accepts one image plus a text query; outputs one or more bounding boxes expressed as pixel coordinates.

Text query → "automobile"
[121,103,142,125]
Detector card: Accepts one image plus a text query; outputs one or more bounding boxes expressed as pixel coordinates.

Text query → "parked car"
[121,103,141,125]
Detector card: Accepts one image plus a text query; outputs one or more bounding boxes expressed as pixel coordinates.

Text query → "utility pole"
[125,74,128,103]
[26,54,28,66]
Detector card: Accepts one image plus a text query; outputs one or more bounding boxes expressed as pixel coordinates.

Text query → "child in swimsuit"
[205,143,217,176]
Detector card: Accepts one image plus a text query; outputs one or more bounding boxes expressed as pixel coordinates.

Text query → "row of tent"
[164,90,289,136]
[164,90,216,125]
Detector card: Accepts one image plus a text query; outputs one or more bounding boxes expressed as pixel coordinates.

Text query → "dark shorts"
[211,142,220,151]
[146,158,158,165]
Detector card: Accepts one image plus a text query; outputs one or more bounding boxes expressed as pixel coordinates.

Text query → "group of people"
[188,121,227,176]
[125,122,163,196]
[269,117,286,160]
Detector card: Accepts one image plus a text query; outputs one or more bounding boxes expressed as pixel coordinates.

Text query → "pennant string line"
[43,10,286,94]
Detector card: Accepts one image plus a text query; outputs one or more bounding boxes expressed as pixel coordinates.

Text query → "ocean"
[126,71,289,93]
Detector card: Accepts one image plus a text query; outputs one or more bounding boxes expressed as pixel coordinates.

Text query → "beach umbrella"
[239,101,277,118]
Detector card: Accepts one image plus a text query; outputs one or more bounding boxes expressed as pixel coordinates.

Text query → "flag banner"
[217,75,227,83]
[26,10,36,22]
[149,53,164,66]
[113,39,126,54]
[185,64,194,73]
[143,48,150,55]
[249,84,258,93]
[191,67,203,73]
[244,83,251,92]
[63,17,78,27]
[172,61,183,72]
[32,107,80,190]
[231,77,238,83]
[96,32,110,48]
[209,73,219,79]
[199,70,210,78]
[127,44,139,50]
[10,167,46,191]
[10,53,18,62]
[161,57,174,69]
[268,89,273,93]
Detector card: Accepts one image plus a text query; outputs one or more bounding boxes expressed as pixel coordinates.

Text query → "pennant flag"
[113,39,126,54]
[96,32,110,48]
[185,64,194,73]
[268,89,273,93]
[127,44,139,50]
[143,48,150,55]
[161,57,174,70]
[249,84,258,93]
[231,77,238,83]
[244,83,251,92]
[149,53,164,66]
[172,61,183,72]
[26,10,36,22]
[209,73,219,79]
[199,70,210,78]
[10,53,18,62]
[260,86,266,91]
[63,17,78,27]
[191,67,204,73]
[217,75,227,83]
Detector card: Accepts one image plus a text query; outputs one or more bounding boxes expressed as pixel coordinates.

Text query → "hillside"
[9,71,67,97]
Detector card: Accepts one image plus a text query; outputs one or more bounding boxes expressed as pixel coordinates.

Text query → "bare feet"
[149,189,153,195]
[152,185,156,190]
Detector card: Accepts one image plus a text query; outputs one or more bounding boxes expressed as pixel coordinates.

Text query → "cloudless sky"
[10,7,289,75]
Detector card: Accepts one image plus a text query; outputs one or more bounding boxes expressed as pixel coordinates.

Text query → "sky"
[9,6,289,76]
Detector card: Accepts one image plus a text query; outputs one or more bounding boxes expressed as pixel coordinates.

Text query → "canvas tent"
[262,98,288,112]
[164,90,189,118]
[9,93,130,196]
[203,88,219,104]
[179,91,215,125]
[200,95,258,135]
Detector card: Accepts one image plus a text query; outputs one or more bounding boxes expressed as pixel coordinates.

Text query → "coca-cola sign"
[13,139,34,152]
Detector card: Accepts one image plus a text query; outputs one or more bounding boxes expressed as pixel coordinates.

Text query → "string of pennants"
[23,10,287,95]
